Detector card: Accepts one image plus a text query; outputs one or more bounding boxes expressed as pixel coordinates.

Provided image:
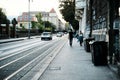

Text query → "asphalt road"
[0,36,66,80]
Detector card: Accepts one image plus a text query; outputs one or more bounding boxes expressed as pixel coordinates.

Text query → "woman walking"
[78,31,83,46]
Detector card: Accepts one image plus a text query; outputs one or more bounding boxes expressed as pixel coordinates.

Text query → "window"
[19,16,22,21]
[20,23,22,27]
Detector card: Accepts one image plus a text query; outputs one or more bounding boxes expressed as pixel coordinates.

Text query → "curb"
[0,39,25,44]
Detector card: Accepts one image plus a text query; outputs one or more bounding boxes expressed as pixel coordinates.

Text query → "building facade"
[17,8,60,30]
[76,0,120,75]
[17,12,38,29]
[75,0,86,35]
[49,8,59,30]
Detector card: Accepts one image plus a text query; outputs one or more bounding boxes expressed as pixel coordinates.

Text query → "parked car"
[41,32,52,40]
[56,32,62,37]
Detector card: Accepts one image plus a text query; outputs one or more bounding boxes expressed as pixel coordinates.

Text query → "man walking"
[68,29,74,46]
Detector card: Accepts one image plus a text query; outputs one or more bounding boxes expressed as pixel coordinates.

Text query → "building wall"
[17,12,37,29]
[18,22,31,29]
[49,9,59,30]
[81,6,86,33]
[49,17,59,28]
[75,0,86,34]
[17,9,60,30]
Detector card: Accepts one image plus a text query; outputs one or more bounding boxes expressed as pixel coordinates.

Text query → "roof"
[49,8,56,13]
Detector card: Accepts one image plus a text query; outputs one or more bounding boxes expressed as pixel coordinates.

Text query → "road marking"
[4,40,61,80]
[0,39,42,50]
[0,40,57,69]
[0,39,59,61]
[0,41,44,60]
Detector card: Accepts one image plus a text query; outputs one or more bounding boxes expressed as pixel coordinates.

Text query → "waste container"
[84,37,94,52]
[91,41,108,66]
[118,63,120,75]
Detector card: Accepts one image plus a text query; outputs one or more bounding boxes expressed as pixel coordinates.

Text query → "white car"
[56,32,62,37]
[41,32,52,40]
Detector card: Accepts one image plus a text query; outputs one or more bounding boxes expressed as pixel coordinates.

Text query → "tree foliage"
[31,21,37,29]
[59,0,79,31]
[0,8,10,24]
[36,13,43,24]
[35,13,44,31]
[35,13,56,32]
[43,21,56,32]
[59,0,75,23]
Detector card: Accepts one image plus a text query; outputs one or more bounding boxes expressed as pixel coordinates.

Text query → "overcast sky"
[0,0,64,21]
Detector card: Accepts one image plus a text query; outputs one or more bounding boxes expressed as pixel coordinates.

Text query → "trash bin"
[118,63,120,75]
[84,37,94,52]
[91,41,108,66]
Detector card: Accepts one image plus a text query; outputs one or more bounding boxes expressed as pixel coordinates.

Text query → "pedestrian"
[78,31,83,46]
[68,29,73,46]
[75,31,79,40]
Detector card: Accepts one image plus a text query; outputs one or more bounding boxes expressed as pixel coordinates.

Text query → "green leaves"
[59,0,79,31]
[0,8,10,24]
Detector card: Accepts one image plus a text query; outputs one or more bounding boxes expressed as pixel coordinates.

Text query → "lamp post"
[28,0,31,39]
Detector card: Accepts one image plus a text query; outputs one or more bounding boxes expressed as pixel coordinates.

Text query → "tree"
[43,21,56,32]
[31,21,37,29]
[59,0,79,31]
[36,13,43,24]
[35,13,44,31]
[35,12,56,32]
[0,8,10,24]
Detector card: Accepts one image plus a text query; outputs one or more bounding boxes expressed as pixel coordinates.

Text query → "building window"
[19,17,22,21]
[25,16,27,19]
[20,23,22,27]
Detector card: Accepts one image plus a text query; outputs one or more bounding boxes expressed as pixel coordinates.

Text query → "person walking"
[75,31,79,40]
[78,31,83,46]
[68,29,74,46]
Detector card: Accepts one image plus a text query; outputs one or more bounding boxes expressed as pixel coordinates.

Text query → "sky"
[0,0,64,22]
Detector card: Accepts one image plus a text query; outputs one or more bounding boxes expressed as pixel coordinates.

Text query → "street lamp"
[28,0,31,39]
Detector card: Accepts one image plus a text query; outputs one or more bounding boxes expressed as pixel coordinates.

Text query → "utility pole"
[108,0,114,64]
[89,0,93,37]
[28,0,31,39]
[12,18,17,38]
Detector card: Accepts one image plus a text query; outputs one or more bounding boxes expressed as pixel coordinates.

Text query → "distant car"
[41,32,52,40]
[56,32,62,37]
[64,32,67,34]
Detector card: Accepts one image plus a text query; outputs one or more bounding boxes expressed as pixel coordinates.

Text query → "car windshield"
[42,32,51,35]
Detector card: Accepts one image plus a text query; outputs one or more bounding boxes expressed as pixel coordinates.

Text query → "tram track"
[0,38,66,80]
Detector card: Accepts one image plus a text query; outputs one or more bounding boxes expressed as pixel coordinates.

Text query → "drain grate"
[48,67,61,70]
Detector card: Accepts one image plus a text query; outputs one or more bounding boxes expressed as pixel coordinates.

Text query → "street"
[0,0,120,80]
[0,35,119,80]
[0,36,66,80]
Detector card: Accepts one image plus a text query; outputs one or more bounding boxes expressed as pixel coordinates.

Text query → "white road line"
[0,41,44,60]
[0,39,58,61]
[0,39,42,50]
[0,41,55,69]
[4,40,61,80]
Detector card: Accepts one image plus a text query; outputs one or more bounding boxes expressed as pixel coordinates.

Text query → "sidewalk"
[39,38,119,80]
